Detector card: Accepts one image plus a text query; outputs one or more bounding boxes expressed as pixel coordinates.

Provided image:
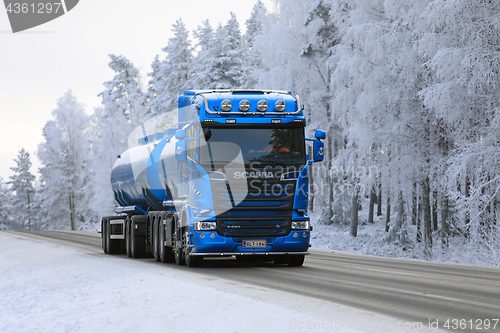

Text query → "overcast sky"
[0,0,275,182]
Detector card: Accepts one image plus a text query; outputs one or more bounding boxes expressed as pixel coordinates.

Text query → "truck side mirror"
[313,139,324,162]
[315,129,326,140]
[175,129,186,140]
[312,129,325,162]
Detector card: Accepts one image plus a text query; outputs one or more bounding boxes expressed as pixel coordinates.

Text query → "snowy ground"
[309,201,500,267]
[0,232,440,333]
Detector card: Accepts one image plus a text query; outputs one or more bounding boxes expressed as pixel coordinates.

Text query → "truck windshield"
[199,127,306,168]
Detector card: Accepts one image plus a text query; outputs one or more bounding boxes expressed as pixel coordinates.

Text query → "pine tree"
[243,0,268,88]
[190,20,218,89]
[147,19,193,113]
[0,178,13,230]
[99,54,144,125]
[38,91,90,230]
[211,13,246,89]
[8,148,36,230]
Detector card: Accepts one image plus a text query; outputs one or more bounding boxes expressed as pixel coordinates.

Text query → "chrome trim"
[189,251,309,256]
[109,235,125,240]
[280,171,300,181]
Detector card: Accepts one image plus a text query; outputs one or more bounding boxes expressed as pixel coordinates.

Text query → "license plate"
[242,240,267,248]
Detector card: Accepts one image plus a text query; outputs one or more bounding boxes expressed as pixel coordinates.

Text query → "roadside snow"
[0,232,439,333]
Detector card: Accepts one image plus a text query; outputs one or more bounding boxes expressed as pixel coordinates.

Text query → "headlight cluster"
[291,221,310,230]
[221,99,286,112]
[194,221,217,231]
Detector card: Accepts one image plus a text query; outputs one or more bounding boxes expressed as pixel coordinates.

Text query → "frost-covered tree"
[38,91,90,230]
[8,148,36,230]
[146,19,193,113]
[100,54,144,124]
[190,20,218,89]
[210,13,246,89]
[0,178,13,230]
[243,0,268,88]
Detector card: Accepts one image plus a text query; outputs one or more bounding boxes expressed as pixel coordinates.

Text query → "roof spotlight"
[257,100,269,112]
[239,100,251,112]
[275,100,286,112]
[221,100,232,112]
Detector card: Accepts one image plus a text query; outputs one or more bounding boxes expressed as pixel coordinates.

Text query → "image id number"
[6,2,62,14]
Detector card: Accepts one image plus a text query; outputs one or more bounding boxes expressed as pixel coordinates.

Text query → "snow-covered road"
[0,232,438,333]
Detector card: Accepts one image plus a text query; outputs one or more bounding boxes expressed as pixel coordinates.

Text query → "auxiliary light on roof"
[221,99,232,112]
[275,100,286,112]
[239,99,251,112]
[257,100,269,112]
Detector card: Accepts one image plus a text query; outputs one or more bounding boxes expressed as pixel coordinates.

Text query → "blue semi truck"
[101,89,325,267]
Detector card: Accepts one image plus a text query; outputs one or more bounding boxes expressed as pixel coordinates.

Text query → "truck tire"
[106,218,120,254]
[153,216,160,262]
[173,226,185,265]
[125,216,132,257]
[184,231,202,267]
[131,217,145,258]
[159,215,175,263]
[185,248,203,267]
[101,218,108,254]
[287,255,305,267]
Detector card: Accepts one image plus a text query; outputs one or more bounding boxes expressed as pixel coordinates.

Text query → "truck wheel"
[184,231,202,267]
[273,256,287,265]
[159,216,174,263]
[173,228,185,265]
[153,216,160,262]
[106,218,120,254]
[101,218,108,254]
[287,255,305,267]
[125,217,132,257]
[185,248,203,267]
[131,219,145,258]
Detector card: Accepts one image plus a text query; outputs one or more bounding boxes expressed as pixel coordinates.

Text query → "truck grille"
[213,177,296,237]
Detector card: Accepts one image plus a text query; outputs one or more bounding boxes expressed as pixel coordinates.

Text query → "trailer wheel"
[153,216,160,262]
[106,218,120,254]
[159,215,175,263]
[287,255,305,267]
[125,216,132,257]
[101,218,108,254]
[131,217,145,258]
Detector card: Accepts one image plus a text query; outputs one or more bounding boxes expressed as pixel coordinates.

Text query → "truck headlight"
[194,221,217,231]
[291,221,310,230]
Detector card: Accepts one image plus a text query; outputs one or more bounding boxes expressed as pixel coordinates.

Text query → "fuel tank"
[110,133,179,211]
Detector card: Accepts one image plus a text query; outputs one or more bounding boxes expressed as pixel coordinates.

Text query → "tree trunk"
[27,193,31,231]
[412,183,417,225]
[422,178,432,258]
[69,193,76,231]
[385,194,391,232]
[326,136,334,224]
[441,196,449,247]
[368,186,376,223]
[308,145,314,213]
[377,182,382,216]
[350,192,359,237]
[432,190,438,231]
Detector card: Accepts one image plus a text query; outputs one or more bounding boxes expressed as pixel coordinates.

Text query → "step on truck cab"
[101,89,326,267]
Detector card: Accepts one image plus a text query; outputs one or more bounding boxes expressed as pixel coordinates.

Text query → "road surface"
[14,230,500,332]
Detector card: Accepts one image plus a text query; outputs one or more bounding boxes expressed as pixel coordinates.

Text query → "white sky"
[0,0,275,182]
